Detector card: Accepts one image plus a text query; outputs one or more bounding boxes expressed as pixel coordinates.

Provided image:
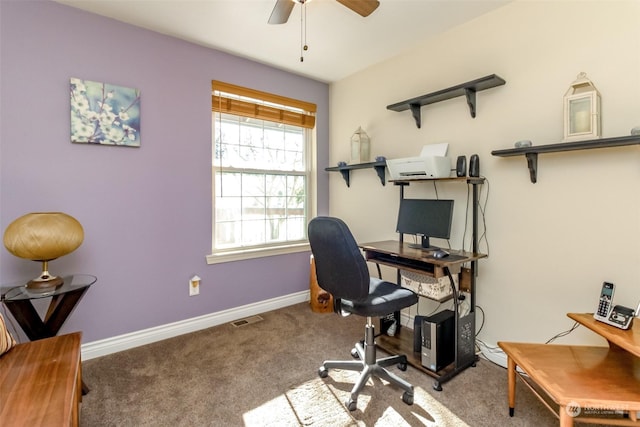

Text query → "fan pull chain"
[300,1,308,62]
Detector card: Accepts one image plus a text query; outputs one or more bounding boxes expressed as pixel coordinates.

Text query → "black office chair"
[308,216,418,411]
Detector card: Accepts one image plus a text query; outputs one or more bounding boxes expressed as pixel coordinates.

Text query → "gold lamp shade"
[3,212,84,290]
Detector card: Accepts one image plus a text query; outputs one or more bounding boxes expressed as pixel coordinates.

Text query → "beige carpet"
[242,370,469,426]
[80,302,560,426]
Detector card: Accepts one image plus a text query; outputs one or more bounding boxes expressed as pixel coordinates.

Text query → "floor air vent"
[231,315,264,327]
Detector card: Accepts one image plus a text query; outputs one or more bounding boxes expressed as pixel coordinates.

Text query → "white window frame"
[207,83,316,264]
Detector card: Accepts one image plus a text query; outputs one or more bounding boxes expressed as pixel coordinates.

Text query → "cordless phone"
[593,282,636,330]
[594,282,615,319]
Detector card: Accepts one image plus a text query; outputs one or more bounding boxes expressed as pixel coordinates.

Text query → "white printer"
[386,143,452,180]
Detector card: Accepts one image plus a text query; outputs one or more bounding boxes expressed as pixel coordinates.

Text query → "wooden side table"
[499,312,640,426]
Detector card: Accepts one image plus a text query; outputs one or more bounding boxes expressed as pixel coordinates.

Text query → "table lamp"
[3,212,84,290]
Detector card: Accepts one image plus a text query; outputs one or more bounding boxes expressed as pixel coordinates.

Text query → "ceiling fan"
[268,0,380,25]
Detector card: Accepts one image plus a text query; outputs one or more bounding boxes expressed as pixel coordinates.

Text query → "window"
[208,81,316,263]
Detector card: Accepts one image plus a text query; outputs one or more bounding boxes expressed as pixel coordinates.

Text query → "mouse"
[432,249,450,259]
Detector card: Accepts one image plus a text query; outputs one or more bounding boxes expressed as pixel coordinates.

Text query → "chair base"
[317,319,414,411]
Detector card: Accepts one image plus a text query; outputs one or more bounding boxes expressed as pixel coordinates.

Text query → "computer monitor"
[396,198,454,249]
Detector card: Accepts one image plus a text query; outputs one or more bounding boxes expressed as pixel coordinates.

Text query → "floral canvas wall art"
[70,78,141,147]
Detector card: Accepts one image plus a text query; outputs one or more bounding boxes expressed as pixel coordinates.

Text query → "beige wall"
[329,0,640,350]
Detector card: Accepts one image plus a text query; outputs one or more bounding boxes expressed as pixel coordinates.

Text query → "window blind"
[212,80,316,129]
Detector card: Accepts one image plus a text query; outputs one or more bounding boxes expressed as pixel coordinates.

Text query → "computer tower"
[413,315,425,353]
[421,309,455,372]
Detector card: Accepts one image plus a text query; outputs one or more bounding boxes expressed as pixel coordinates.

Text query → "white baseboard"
[83,296,504,366]
[82,290,310,360]
[476,340,508,369]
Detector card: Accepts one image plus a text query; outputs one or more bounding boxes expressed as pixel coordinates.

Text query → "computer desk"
[359,240,487,390]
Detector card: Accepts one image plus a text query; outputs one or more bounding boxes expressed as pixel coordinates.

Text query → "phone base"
[594,307,634,330]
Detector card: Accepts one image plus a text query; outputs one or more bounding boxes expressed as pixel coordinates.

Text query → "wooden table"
[499,313,640,426]
[0,332,83,426]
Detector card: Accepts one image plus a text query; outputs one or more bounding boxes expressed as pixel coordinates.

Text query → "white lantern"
[350,126,370,164]
[563,72,601,142]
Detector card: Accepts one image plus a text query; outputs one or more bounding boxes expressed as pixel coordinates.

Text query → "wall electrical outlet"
[189,275,201,296]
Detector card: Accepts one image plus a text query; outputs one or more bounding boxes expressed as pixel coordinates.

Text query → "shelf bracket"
[465,88,477,118]
[374,164,386,186]
[387,75,505,129]
[325,161,387,187]
[525,153,538,183]
[409,103,421,128]
[493,135,640,183]
[339,169,351,187]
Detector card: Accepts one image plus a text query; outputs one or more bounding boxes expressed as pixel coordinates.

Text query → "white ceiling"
[56,0,511,83]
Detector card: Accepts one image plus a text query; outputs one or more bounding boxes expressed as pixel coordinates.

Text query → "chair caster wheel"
[397,355,407,371]
[346,399,357,411]
[351,348,359,359]
[402,391,414,405]
[433,381,442,391]
[318,367,328,378]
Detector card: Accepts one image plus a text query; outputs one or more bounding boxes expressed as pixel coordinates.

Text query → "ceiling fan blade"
[268,0,295,25]
[336,0,380,17]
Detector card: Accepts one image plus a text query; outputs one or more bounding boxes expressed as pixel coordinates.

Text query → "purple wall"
[0,1,330,343]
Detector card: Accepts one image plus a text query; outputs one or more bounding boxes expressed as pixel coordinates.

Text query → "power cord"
[476,339,502,357]
[462,176,490,256]
[477,176,490,255]
[475,304,485,336]
[545,321,580,344]
[474,306,511,371]
[475,312,581,371]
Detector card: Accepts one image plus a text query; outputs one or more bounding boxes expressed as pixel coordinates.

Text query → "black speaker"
[456,155,467,177]
[469,154,480,177]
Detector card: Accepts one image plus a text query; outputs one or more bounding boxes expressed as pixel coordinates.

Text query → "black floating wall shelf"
[387,74,506,128]
[491,135,640,183]
[325,161,387,187]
